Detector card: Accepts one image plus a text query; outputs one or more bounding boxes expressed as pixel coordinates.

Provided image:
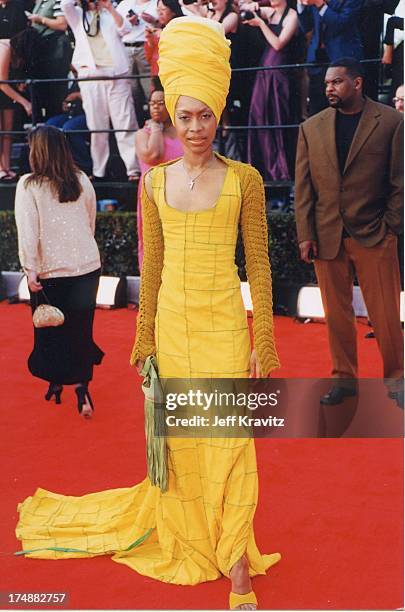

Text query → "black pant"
[33,33,72,122]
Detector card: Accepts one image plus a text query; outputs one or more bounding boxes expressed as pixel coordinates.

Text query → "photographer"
[116,0,159,125]
[46,69,92,175]
[61,0,139,180]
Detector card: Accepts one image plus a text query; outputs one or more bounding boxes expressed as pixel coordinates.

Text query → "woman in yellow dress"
[16,17,280,610]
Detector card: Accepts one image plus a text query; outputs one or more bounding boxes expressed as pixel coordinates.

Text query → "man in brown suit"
[295,57,404,405]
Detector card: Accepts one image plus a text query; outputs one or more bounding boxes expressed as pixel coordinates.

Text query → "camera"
[182,0,198,5]
[240,9,255,20]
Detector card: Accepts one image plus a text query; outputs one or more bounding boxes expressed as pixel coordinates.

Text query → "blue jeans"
[46,113,92,175]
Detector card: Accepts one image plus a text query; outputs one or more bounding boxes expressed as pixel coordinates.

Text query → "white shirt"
[61,0,132,74]
[116,0,158,43]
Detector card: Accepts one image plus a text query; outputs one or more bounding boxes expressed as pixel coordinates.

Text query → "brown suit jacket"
[294,97,404,260]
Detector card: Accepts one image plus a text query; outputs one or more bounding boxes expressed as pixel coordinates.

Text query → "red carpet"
[0,303,403,610]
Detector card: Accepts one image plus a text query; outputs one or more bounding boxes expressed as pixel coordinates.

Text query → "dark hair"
[150,76,164,93]
[329,57,365,79]
[158,0,184,18]
[25,126,83,203]
[219,0,237,19]
[10,28,42,75]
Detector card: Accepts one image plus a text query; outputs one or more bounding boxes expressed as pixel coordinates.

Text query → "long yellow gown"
[16,159,281,585]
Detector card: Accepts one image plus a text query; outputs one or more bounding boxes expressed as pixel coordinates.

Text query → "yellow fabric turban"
[158,16,231,124]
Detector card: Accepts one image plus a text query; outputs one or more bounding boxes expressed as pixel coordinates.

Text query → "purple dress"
[247,8,292,181]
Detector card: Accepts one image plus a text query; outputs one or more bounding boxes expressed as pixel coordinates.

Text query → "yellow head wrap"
[158,16,231,124]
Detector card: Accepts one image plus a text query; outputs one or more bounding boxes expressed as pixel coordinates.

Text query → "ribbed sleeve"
[237,163,280,375]
[130,172,164,365]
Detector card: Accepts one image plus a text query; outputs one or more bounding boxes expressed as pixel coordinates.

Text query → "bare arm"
[246,10,298,51]
[220,12,238,34]
[0,46,32,115]
[135,123,165,166]
[28,14,68,30]
[98,0,132,34]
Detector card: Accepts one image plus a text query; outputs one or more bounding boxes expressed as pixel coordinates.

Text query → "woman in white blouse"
[15,125,104,418]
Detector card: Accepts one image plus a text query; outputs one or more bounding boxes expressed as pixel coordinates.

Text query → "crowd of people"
[0,0,403,182]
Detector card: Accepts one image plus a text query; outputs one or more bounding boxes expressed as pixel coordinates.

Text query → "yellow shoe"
[229,591,258,610]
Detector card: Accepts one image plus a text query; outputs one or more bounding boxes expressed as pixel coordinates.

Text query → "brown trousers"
[314,233,404,388]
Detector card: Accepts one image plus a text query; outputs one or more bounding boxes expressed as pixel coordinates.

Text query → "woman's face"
[157,0,175,25]
[174,96,217,154]
[211,0,226,11]
[149,90,170,123]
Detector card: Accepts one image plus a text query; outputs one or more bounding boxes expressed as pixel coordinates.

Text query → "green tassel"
[142,356,168,492]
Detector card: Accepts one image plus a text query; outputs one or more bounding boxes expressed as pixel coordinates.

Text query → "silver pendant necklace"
[182,156,215,191]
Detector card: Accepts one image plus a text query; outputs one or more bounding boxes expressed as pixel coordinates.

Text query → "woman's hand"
[244,12,264,27]
[128,12,140,25]
[382,45,393,65]
[249,349,262,378]
[135,359,145,375]
[21,99,32,116]
[149,119,163,132]
[27,14,43,24]
[27,271,43,293]
[145,26,156,44]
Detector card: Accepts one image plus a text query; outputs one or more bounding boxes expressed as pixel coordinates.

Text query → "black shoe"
[75,385,94,418]
[320,386,357,405]
[388,389,404,409]
[364,331,375,339]
[45,383,63,404]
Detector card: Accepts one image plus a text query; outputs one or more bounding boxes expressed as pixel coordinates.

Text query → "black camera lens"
[241,9,255,20]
